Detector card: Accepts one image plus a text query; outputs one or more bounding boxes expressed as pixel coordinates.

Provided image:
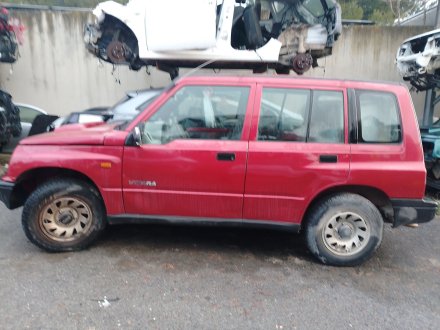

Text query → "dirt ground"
[0,154,10,177]
[0,153,9,164]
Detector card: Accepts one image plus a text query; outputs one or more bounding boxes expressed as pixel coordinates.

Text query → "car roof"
[15,103,47,114]
[400,28,440,44]
[175,75,405,89]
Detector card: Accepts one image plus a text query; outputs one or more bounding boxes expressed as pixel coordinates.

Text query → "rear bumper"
[0,180,15,210]
[391,198,438,227]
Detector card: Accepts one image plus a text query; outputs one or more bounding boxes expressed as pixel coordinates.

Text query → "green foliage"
[370,8,395,24]
[2,0,125,8]
[340,0,364,20]
[357,0,390,20]
[2,0,432,24]
[339,0,429,24]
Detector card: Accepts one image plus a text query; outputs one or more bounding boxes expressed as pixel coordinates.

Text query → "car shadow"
[99,223,313,262]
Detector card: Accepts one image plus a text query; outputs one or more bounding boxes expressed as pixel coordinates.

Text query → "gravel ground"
[0,203,439,330]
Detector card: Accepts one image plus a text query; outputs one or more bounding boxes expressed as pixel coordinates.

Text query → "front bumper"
[391,198,437,227]
[0,180,15,210]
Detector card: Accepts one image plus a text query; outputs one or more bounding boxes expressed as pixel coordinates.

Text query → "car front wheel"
[305,193,384,266]
[22,179,106,252]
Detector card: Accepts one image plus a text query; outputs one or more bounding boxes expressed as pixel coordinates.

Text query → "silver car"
[2,103,46,153]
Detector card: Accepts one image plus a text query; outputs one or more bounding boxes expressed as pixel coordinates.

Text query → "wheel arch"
[10,167,105,211]
[100,14,142,51]
[100,14,143,69]
[302,185,393,228]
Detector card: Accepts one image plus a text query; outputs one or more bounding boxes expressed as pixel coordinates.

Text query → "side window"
[18,106,42,124]
[258,88,310,141]
[139,86,249,145]
[308,91,344,143]
[357,91,401,143]
[258,88,344,144]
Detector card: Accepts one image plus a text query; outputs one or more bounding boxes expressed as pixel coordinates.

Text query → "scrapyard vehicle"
[84,0,342,77]
[396,29,440,190]
[421,121,440,190]
[396,28,440,91]
[0,7,24,63]
[0,90,21,152]
[0,76,436,266]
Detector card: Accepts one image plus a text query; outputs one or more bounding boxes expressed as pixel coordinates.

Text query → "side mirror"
[133,126,142,146]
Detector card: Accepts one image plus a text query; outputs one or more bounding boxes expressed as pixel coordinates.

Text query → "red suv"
[0,76,436,266]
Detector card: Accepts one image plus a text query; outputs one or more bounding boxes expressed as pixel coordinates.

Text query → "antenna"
[175,58,219,82]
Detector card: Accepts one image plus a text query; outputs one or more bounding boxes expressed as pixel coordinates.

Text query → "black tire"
[275,67,290,75]
[305,193,383,266]
[0,110,7,144]
[9,105,22,138]
[22,179,107,252]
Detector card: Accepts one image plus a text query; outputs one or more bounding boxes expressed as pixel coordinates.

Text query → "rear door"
[122,83,254,220]
[243,82,350,223]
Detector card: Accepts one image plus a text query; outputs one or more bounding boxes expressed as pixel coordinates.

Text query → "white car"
[396,28,440,91]
[84,0,342,77]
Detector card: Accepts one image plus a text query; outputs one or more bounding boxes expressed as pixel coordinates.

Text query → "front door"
[122,84,253,219]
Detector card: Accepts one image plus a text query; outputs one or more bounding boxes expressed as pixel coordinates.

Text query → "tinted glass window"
[308,91,344,143]
[258,88,344,144]
[258,88,310,141]
[357,91,401,143]
[139,86,249,145]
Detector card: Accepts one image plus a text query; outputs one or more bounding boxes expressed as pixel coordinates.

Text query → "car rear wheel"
[22,179,106,252]
[305,193,383,266]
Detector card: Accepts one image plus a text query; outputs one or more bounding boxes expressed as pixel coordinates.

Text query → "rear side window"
[308,91,344,143]
[258,88,310,142]
[258,88,344,144]
[357,91,401,143]
[17,106,43,124]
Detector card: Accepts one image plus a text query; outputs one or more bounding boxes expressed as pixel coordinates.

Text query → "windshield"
[108,89,162,124]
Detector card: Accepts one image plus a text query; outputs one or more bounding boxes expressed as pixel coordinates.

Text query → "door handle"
[217,153,236,161]
[319,155,338,163]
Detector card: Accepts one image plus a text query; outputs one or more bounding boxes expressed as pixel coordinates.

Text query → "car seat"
[243,5,264,49]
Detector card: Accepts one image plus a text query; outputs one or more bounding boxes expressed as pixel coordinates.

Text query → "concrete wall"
[306,25,431,116]
[0,8,170,115]
[0,8,433,117]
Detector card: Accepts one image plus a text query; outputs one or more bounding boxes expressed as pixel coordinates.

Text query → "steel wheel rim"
[39,197,93,242]
[322,212,371,257]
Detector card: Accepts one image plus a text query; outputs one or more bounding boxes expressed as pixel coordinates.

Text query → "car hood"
[400,28,440,44]
[20,123,118,146]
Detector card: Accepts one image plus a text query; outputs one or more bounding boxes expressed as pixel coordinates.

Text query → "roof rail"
[2,3,91,12]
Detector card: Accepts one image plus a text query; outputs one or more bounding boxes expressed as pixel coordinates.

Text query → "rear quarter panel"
[349,84,426,199]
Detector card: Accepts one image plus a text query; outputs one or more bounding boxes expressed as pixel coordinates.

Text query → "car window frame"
[255,85,346,144]
[354,89,403,145]
[17,105,45,124]
[132,84,253,145]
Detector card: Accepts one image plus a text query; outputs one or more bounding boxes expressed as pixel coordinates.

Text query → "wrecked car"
[0,90,21,152]
[396,29,440,190]
[0,7,24,63]
[396,28,440,91]
[421,122,440,190]
[84,0,342,77]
